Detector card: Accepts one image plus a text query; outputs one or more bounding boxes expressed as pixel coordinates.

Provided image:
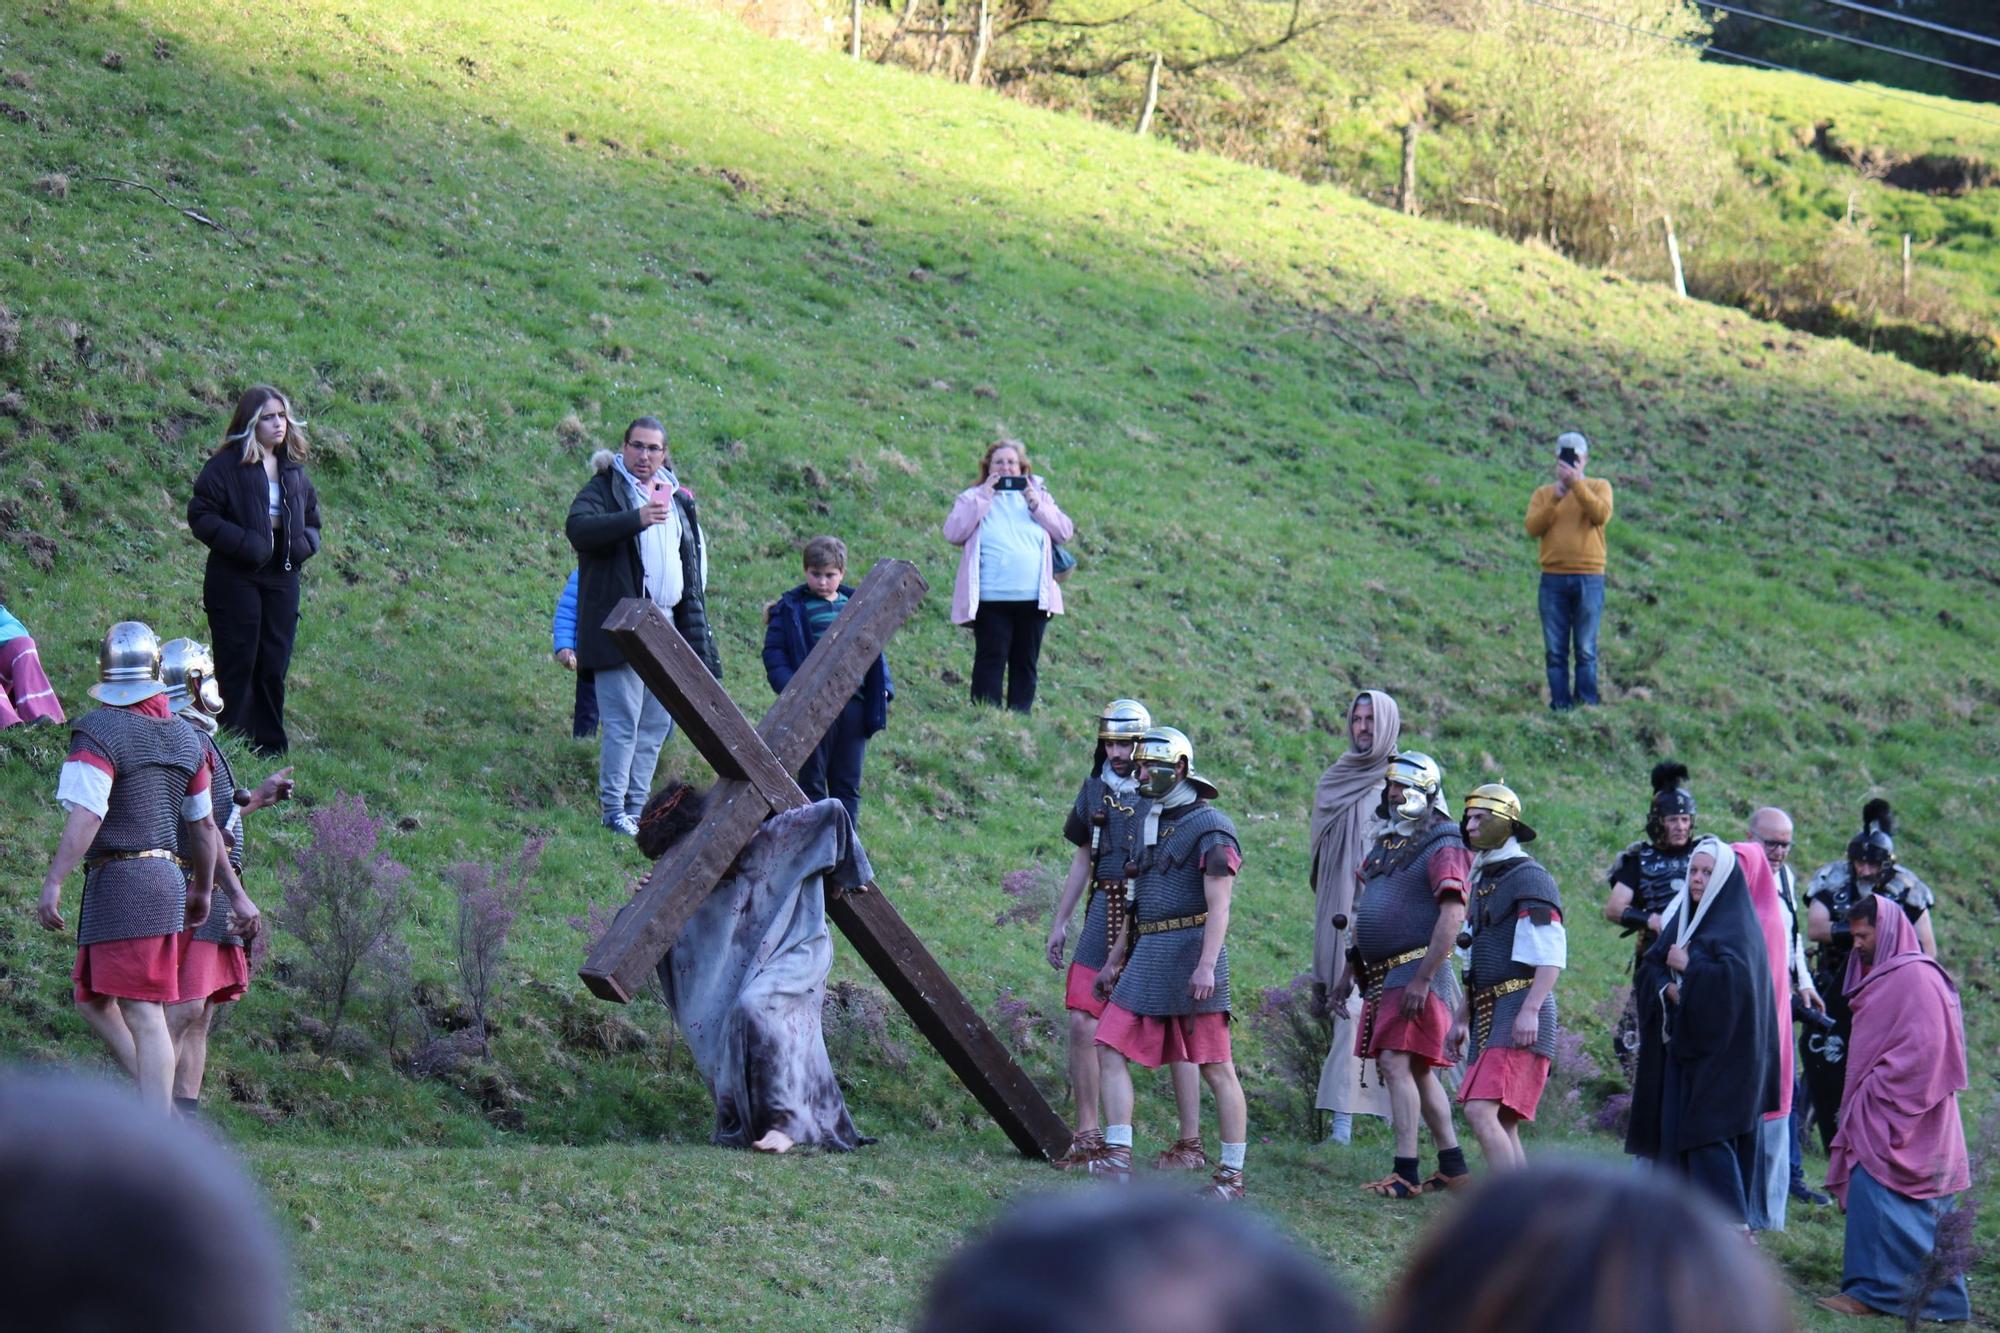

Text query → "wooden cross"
[578,559,1072,1160]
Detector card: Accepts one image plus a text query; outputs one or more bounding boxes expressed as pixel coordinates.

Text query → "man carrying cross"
[579,561,1071,1161]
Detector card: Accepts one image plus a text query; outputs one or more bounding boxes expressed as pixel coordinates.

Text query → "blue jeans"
[595,663,675,821]
[1538,573,1603,709]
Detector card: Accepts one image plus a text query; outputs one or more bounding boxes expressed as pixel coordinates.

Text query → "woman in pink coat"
[942,439,1074,714]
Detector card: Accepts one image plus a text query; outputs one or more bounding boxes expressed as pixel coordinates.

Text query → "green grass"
[1,0,1997,1327]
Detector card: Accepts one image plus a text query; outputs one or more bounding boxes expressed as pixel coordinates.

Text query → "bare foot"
[752,1129,795,1154]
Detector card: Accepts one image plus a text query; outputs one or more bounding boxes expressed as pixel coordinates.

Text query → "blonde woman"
[186,386,322,756]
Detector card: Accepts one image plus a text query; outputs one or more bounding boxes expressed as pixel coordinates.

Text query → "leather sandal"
[1203,1166,1245,1201]
[1052,1128,1106,1171]
[1361,1172,1423,1200]
[1422,1170,1474,1194]
[1083,1145,1133,1183]
[1153,1137,1208,1171]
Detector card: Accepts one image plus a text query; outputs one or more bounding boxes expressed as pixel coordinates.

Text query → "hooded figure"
[1625,837,1781,1224]
[1819,900,1971,1321]
[1309,690,1399,1123]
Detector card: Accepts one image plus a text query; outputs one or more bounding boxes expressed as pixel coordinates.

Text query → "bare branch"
[87,175,245,243]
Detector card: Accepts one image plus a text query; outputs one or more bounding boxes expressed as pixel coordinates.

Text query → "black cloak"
[1624,852,1780,1159]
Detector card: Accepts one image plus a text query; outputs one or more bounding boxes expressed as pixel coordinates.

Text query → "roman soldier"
[1047,699,1158,1169]
[160,638,288,1117]
[37,622,221,1110]
[1449,783,1563,1171]
[1333,751,1473,1199]
[1090,727,1249,1200]
[1801,799,1938,1152]
[1601,761,1697,1079]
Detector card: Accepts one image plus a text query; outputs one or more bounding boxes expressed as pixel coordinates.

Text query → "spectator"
[0,1071,290,1332]
[565,417,719,837]
[551,570,598,739]
[1376,1160,1795,1333]
[761,535,891,826]
[1524,430,1613,710]
[1818,895,1971,1322]
[186,386,322,756]
[914,1188,1358,1333]
[0,600,64,726]
[943,438,1075,714]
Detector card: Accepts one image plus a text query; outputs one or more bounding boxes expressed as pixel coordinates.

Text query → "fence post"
[1136,53,1162,136]
[967,0,991,84]
[1662,214,1687,299]
[1902,232,1913,302]
[850,0,863,59]
[1397,121,1421,216]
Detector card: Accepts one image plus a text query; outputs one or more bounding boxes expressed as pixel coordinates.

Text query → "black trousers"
[204,559,300,756]
[573,667,599,739]
[797,696,867,826]
[970,599,1049,713]
[1800,985,1853,1153]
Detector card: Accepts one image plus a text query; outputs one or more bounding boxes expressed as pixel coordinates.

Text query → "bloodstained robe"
[655,799,869,1151]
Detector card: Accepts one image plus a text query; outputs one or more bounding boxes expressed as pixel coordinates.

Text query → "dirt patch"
[1809,123,2000,197]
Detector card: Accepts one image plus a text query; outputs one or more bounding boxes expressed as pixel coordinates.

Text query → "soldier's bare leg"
[1415,1066,1460,1152]
[118,998,176,1111]
[1380,1050,1422,1158]
[1170,1061,1201,1141]
[1464,1099,1516,1170]
[1067,1011,1101,1131]
[75,997,137,1078]
[167,998,211,1102]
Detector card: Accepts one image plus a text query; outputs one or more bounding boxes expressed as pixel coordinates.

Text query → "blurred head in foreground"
[1374,1158,1793,1333]
[0,1070,289,1332]
[915,1187,1358,1333]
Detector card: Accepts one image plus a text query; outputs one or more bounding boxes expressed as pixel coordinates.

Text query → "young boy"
[762,537,892,825]
[550,570,598,740]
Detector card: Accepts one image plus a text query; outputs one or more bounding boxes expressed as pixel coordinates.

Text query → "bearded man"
[1307,690,1398,1142]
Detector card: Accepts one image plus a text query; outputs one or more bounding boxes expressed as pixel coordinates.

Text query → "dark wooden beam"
[829,884,1073,1160]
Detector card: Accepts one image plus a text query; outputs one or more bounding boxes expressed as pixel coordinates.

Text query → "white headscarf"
[1663,834,1738,959]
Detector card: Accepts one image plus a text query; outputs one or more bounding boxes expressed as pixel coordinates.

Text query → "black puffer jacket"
[565,451,720,677]
[187,449,322,572]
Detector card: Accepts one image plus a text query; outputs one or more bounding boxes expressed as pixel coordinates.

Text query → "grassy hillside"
[1,0,1997,1327]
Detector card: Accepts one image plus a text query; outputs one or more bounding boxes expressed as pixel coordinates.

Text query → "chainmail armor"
[191,734,247,949]
[1070,774,1144,970]
[72,708,204,947]
[1108,803,1238,1017]
[1354,817,1464,991]
[1466,855,1560,1062]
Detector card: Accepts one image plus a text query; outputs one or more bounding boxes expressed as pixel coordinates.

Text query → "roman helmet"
[1846,798,1896,881]
[1380,750,1445,823]
[1133,726,1218,801]
[159,637,224,720]
[87,621,166,706]
[1093,698,1152,779]
[1462,782,1537,850]
[1645,761,1695,847]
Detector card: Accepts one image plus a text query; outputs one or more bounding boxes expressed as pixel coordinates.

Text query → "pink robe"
[1825,905,1970,1205]
[1735,842,1793,1121]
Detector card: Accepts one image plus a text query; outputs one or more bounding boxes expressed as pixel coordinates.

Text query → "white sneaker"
[603,813,640,837]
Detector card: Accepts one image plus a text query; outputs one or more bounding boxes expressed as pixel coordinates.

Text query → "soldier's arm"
[181,816,219,930]
[1806,899,1833,944]
[1916,909,1937,959]
[1047,846,1092,970]
[1602,882,1635,926]
[37,808,104,930]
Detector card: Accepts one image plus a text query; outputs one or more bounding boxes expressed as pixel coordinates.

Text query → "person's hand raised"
[640,493,673,527]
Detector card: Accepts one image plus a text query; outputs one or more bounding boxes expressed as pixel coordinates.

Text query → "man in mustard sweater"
[1524,432,1614,710]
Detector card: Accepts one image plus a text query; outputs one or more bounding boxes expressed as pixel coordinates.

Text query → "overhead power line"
[1808,0,2000,55]
[1702,1,2000,87]
[1514,0,2000,132]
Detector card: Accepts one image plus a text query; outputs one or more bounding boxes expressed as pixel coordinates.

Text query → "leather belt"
[1359,947,1429,1000]
[1137,913,1206,936]
[84,848,188,872]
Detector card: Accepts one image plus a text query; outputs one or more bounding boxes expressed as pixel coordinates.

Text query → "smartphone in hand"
[995,475,1028,491]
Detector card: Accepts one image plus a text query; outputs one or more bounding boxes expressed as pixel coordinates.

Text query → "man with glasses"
[566,417,720,836]
[1748,807,1828,1222]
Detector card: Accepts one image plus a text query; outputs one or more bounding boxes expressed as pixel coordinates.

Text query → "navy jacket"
[762,584,892,736]
[564,459,719,677]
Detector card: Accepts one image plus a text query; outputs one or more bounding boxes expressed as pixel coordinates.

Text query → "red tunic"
[1064,962,1106,1018]
[1095,1002,1231,1068]
[1357,984,1455,1068]
[177,934,250,1005]
[1460,1047,1552,1120]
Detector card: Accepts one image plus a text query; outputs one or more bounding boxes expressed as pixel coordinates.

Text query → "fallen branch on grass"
[87,175,245,244]
[1274,311,1425,394]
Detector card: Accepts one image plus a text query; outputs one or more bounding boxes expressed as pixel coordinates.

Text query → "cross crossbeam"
[578,559,1071,1160]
